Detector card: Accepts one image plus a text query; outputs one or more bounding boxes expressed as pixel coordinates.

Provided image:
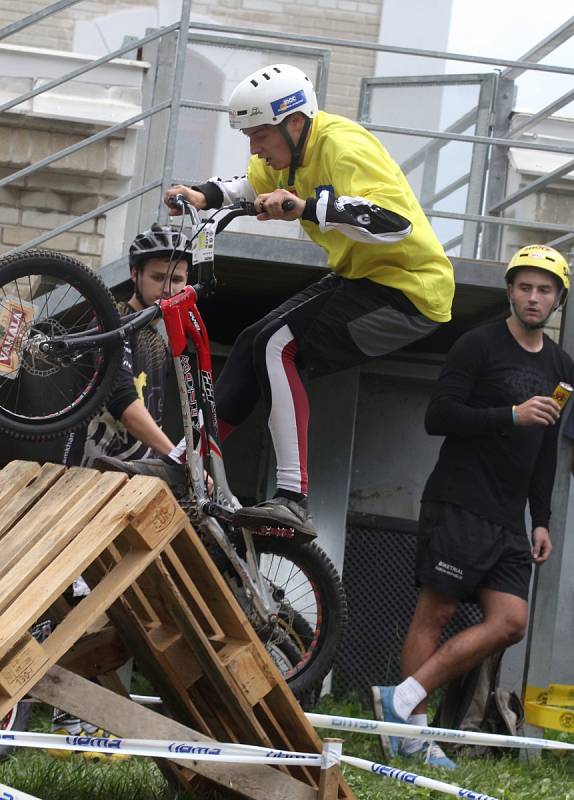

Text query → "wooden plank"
[0,467,103,580]
[0,542,181,716]
[124,486,183,550]
[0,471,127,613]
[148,556,276,747]
[99,543,161,623]
[146,625,204,687]
[0,634,48,698]
[101,597,219,739]
[0,462,65,538]
[30,667,318,800]
[162,544,225,640]
[169,525,255,635]
[318,740,343,800]
[0,460,41,507]
[0,475,183,657]
[58,627,129,679]
[221,641,277,706]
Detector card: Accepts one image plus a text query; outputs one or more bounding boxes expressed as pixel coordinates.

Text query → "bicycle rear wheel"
[0,250,121,440]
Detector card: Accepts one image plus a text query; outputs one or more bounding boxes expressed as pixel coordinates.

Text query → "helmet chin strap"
[133,271,147,308]
[277,116,312,186]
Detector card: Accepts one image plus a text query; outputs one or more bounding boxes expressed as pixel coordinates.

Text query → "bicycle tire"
[0,700,32,760]
[0,250,121,440]
[253,537,347,701]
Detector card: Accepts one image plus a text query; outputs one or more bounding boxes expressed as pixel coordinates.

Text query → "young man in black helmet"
[158,62,455,540]
[52,224,192,751]
[371,244,573,770]
[63,223,191,469]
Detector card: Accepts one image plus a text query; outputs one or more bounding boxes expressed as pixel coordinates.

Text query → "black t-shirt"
[63,302,170,466]
[422,320,574,536]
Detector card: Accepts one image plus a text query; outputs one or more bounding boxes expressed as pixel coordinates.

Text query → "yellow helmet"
[505,244,570,304]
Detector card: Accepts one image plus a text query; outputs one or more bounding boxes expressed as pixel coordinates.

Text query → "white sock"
[401,714,428,754]
[392,677,427,721]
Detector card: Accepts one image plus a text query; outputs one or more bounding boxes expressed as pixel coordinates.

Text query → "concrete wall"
[0,45,144,261]
[349,366,442,521]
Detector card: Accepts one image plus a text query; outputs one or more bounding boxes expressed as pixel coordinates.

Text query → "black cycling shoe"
[94,455,188,497]
[232,496,317,542]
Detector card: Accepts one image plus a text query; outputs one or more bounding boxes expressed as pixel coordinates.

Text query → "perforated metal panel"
[332,514,483,704]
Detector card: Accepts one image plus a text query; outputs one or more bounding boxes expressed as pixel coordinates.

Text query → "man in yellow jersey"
[164,63,455,539]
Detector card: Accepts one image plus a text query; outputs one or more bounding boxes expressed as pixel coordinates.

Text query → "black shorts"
[274,273,438,377]
[415,501,532,602]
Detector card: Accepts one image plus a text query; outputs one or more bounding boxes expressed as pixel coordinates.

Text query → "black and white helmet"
[129,223,192,270]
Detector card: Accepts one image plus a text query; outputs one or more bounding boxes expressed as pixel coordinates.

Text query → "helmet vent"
[262,72,271,80]
[250,79,258,87]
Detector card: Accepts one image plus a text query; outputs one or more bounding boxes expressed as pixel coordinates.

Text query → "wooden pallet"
[0,461,355,800]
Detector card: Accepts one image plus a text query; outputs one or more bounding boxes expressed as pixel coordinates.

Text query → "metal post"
[157,0,192,223]
[419,143,440,211]
[482,77,515,260]
[460,74,496,258]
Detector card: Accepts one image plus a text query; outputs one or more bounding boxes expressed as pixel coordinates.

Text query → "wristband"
[512,405,517,426]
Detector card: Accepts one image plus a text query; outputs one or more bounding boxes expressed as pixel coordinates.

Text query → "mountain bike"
[0,198,347,711]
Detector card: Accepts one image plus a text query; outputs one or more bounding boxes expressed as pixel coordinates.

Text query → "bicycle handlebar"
[43,195,296,354]
[168,194,295,218]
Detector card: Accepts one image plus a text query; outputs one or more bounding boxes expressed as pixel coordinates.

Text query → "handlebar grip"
[168,194,185,209]
[239,198,296,215]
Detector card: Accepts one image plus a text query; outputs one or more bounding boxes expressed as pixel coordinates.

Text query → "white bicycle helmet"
[228,63,318,130]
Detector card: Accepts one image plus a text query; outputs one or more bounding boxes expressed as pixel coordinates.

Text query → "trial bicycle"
[0,197,347,713]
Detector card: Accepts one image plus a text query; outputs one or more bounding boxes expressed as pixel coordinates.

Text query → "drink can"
[552,382,573,411]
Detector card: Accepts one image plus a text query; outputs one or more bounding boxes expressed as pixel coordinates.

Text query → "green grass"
[1,697,573,799]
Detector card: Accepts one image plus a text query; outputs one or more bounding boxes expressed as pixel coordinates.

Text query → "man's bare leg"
[399,587,528,717]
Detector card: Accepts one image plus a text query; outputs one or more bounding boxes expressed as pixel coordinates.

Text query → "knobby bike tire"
[0,250,121,440]
[253,537,347,702]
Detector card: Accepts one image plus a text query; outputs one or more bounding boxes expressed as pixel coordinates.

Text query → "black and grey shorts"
[274,273,439,377]
[415,501,533,602]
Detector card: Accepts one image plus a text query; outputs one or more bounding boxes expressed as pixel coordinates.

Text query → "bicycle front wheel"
[254,537,347,704]
[0,250,121,440]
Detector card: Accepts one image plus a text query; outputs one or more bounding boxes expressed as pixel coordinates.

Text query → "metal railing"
[0,1,573,263]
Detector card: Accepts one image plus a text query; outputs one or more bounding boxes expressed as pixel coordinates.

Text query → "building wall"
[0,0,146,52]
[188,0,384,117]
[0,0,384,119]
[0,115,132,262]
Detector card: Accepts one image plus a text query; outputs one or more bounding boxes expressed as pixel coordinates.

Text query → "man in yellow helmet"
[371,244,573,769]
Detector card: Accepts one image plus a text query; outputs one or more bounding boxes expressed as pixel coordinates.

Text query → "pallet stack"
[0,461,354,800]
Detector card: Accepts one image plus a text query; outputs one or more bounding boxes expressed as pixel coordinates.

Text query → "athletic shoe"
[94,455,188,497]
[370,685,404,758]
[401,739,457,770]
[232,496,317,541]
